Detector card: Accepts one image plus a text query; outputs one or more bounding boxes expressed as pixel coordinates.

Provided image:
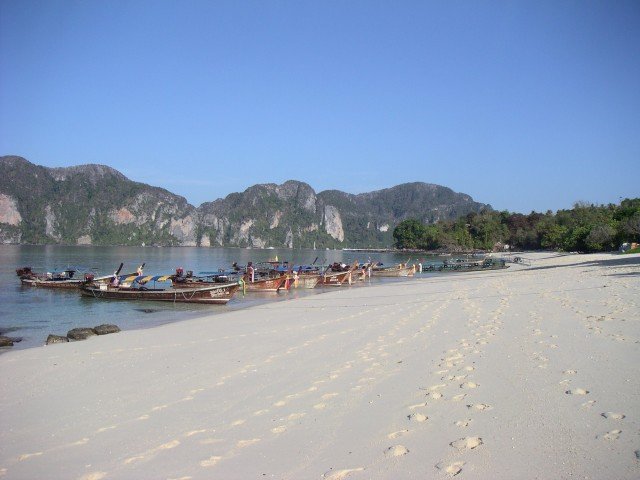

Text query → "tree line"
[393,198,640,253]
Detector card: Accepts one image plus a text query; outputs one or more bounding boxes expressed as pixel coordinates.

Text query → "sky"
[1,1,638,213]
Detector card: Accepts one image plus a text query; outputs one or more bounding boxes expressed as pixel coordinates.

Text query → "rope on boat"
[178,289,198,302]
[88,287,103,298]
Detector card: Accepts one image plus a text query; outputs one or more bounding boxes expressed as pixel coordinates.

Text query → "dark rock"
[0,336,14,347]
[46,334,69,345]
[94,324,120,335]
[67,328,97,341]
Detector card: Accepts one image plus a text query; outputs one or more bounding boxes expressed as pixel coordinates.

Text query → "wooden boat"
[18,267,86,289]
[80,280,240,304]
[423,258,509,272]
[319,261,359,286]
[352,263,373,282]
[18,263,144,289]
[261,261,323,289]
[21,275,85,289]
[243,274,290,292]
[371,263,415,277]
[292,273,321,289]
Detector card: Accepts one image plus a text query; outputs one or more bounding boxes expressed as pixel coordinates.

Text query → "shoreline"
[1,252,638,479]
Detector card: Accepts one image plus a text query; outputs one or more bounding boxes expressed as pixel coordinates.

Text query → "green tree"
[585,224,617,251]
[393,219,427,249]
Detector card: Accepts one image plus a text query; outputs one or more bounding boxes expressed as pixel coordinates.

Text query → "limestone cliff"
[0,156,490,247]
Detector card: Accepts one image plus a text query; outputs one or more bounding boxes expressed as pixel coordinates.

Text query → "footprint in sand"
[601,412,625,420]
[200,438,223,445]
[582,400,596,408]
[17,452,43,461]
[157,440,181,451]
[385,445,409,457]
[455,419,472,427]
[452,394,467,402]
[388,429,409,439]
[566,388,589,395]
[460,382,479,389]
[450,436,483,450]
[124,455,145,465]
[322,393,340,400]
[427,384,447,392]
[97,425,116,433]
[599,430,622,441]
[237,438,261,448]
[322,467,365,479]
[436,460,465,477]
[429,392,444,400]
[467,403,492,411]
[200,455,223,467]
[408,413,428,423]
[79,473,107,480]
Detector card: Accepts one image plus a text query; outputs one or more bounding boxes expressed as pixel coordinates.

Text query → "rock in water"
[67,328,97,341]
[0,336,14,347]
[46,334,69,345]
[94,324,120,335]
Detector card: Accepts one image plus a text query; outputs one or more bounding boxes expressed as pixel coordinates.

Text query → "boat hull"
[293,274,321,289]
[21,278,84,289]
[244,275,289,292]
[80,283,240,304]
[371,265,415,277]
[320,270,352,286]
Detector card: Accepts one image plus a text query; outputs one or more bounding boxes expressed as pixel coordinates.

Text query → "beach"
[0,252,638,479]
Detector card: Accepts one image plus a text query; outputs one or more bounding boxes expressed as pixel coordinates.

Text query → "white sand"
[1,252,638,479]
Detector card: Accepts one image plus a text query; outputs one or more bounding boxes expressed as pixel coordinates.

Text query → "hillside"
[0,156,490,247]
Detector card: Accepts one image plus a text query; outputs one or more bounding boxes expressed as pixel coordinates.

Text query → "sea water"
[0,245,440,350]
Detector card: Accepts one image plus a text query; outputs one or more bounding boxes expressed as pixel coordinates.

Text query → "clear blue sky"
[1,1,638,213]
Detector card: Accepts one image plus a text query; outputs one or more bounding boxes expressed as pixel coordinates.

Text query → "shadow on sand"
[524,255,640,272]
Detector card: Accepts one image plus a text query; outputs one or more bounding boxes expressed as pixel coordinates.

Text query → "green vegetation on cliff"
[0,156,489,247]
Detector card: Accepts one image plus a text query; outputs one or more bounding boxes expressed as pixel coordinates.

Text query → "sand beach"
[0,252,638,479]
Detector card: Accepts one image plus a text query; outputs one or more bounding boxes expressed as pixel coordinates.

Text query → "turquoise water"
[0,245,441,350]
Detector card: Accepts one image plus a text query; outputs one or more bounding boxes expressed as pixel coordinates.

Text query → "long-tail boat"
[422,258,508,272]
[195,265,292,293]
[292,272,321,289]
[18,267,85,288]
[319,261,359,286]
[18,263,145,289]
[371,262,416,277]
[243,274,290,292]
[81,272,240,304]
[270,263,322,289]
